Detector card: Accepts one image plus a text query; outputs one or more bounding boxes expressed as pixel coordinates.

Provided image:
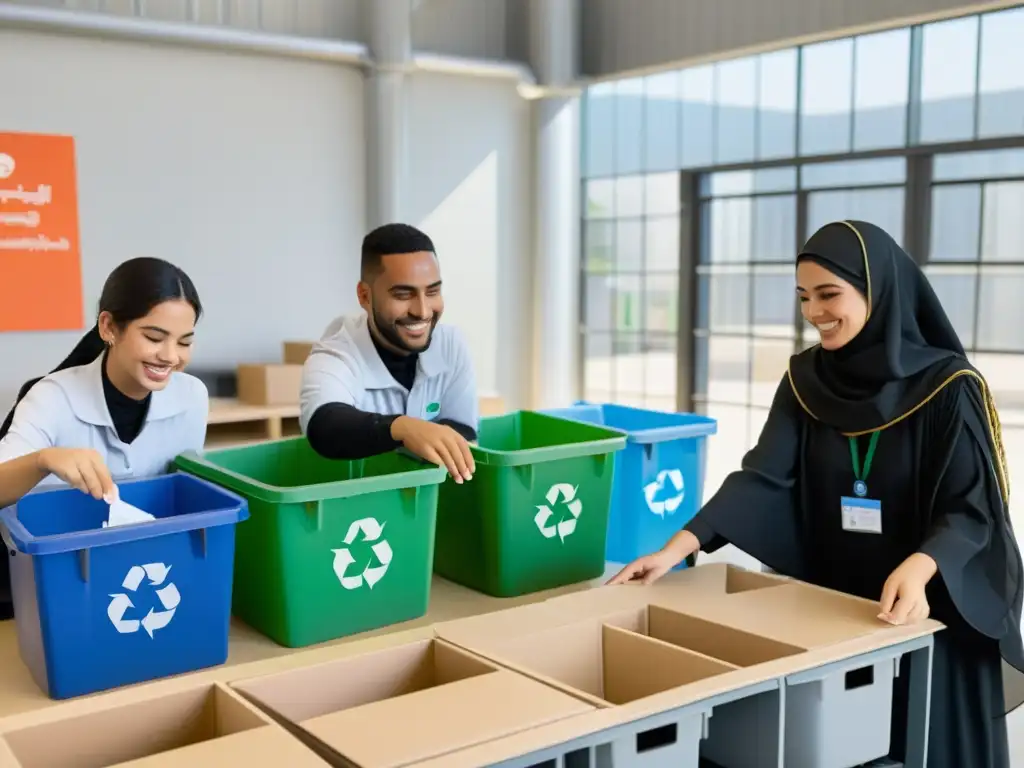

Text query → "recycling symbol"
[534,483,583,542]
[107,563,180,638]
[332,517,393,590]
[644,469,685,518]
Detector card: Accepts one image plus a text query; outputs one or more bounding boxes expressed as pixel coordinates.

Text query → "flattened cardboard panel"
[601,626,739,705]
[107,727,330,768]
[487,620,608,704]
[300,669,593,768]
[231,640,494,725]
[1,684,267,768]
[683,582,886,648]
[648,605,807,667]
[431,599,586,649]
[0,738,20,768]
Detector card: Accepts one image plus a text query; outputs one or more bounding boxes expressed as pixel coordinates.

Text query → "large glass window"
[852,29,911,150]
[695,169,799,493]
[580,5,1024,518]
[800,39,854,156]
[918,15,979,144]
[757,49,798,160]
[803,158,907,243]
[926,148,1024,510]
[977,7,1024,138]
[581,173,681,407]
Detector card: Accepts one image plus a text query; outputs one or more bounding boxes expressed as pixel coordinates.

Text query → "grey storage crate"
[485,637,932,768]
[784,655,898,768]
[492,680,778,768]
[701,688,782,768]
[702,653,899,768]
[593,707,709,768]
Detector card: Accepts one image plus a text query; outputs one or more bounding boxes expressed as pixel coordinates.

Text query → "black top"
[306,331,476,461]
[684,374,1021,764]
[372,333,418,392]
[101,354,151,444]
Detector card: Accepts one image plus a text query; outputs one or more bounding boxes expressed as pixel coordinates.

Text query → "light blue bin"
[0,472,249,699]
[539,403,717,566]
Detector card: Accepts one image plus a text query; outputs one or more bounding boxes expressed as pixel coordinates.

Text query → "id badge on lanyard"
[840,430,882,534]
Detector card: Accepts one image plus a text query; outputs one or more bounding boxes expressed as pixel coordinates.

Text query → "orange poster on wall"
[0,132,84,332]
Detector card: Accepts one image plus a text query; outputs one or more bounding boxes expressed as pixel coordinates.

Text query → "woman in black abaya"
[611,220,1024,767]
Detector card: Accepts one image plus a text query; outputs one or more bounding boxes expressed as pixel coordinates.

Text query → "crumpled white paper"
[102,487,155,528]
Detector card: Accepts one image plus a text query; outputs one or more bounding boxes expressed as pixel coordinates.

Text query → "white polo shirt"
[299,313,478,433]
[0,355,209,488]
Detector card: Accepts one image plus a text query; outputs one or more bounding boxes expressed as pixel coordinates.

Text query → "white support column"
[529,0,581,409]
[365,0,413,229]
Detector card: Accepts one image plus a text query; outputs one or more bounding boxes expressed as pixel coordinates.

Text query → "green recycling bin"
[434,410,627,598]
[174,437,447,648]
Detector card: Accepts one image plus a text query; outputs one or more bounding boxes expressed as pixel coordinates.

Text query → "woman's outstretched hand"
[607,531,700,585]
[878,552,937,625]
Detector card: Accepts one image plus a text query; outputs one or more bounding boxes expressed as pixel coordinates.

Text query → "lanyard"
[849,431,880,495]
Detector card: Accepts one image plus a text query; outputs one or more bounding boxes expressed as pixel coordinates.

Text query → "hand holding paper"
[102,486,155,528]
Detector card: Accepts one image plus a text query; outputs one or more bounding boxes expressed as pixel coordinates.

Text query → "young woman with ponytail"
[0,257,208,513]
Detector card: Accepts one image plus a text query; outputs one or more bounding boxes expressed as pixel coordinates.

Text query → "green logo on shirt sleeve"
[425,402,441,420]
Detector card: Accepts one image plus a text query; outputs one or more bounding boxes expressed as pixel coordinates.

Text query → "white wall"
[406,72,534,410]
[0,30,367,405]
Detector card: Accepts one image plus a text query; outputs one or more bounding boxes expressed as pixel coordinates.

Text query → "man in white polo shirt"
[300,223,477,483]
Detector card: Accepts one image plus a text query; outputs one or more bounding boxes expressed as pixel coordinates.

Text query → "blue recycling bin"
[539,403,717,566]
[0,472,249,699]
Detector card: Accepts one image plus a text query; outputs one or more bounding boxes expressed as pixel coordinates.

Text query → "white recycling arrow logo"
[107,562,180,638]
[643,468,685,518]
[534,483,583,543]
[332,516,393,590]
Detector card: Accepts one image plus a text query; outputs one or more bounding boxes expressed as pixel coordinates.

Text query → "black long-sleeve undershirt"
[306,403,476,460]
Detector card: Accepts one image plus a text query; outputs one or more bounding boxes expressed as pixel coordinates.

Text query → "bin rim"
[0,472,250,556]
[173,442,449,504]
[471,410,627,467]
[544,401,719,445]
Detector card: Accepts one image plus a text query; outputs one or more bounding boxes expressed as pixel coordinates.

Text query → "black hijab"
[789,220,973,436]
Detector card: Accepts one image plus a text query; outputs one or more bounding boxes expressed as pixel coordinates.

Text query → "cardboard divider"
[0,682,325,767]
[723,564,790,594]
[646,604,808,666]
[229,637,594,768]
[671,582,890,649]
[474,608,740,708]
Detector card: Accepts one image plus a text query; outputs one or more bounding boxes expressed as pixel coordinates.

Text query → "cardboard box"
[478,393,505,417]
[230,637,594,768]
[0,682,327,767]
[410,563,941,768]
[0,565,939,768]
[284,341,316,366]
[236,364,303,406]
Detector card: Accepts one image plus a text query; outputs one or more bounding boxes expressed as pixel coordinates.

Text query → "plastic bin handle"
[400,486,420,517]
[306,500,324,532]
[514,464,534,491]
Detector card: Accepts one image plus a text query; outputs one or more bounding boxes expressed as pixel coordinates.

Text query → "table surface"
[0,567,620,719]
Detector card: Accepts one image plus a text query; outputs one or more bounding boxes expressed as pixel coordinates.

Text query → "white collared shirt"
[0,355,209,487]
[299,313,478,433]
